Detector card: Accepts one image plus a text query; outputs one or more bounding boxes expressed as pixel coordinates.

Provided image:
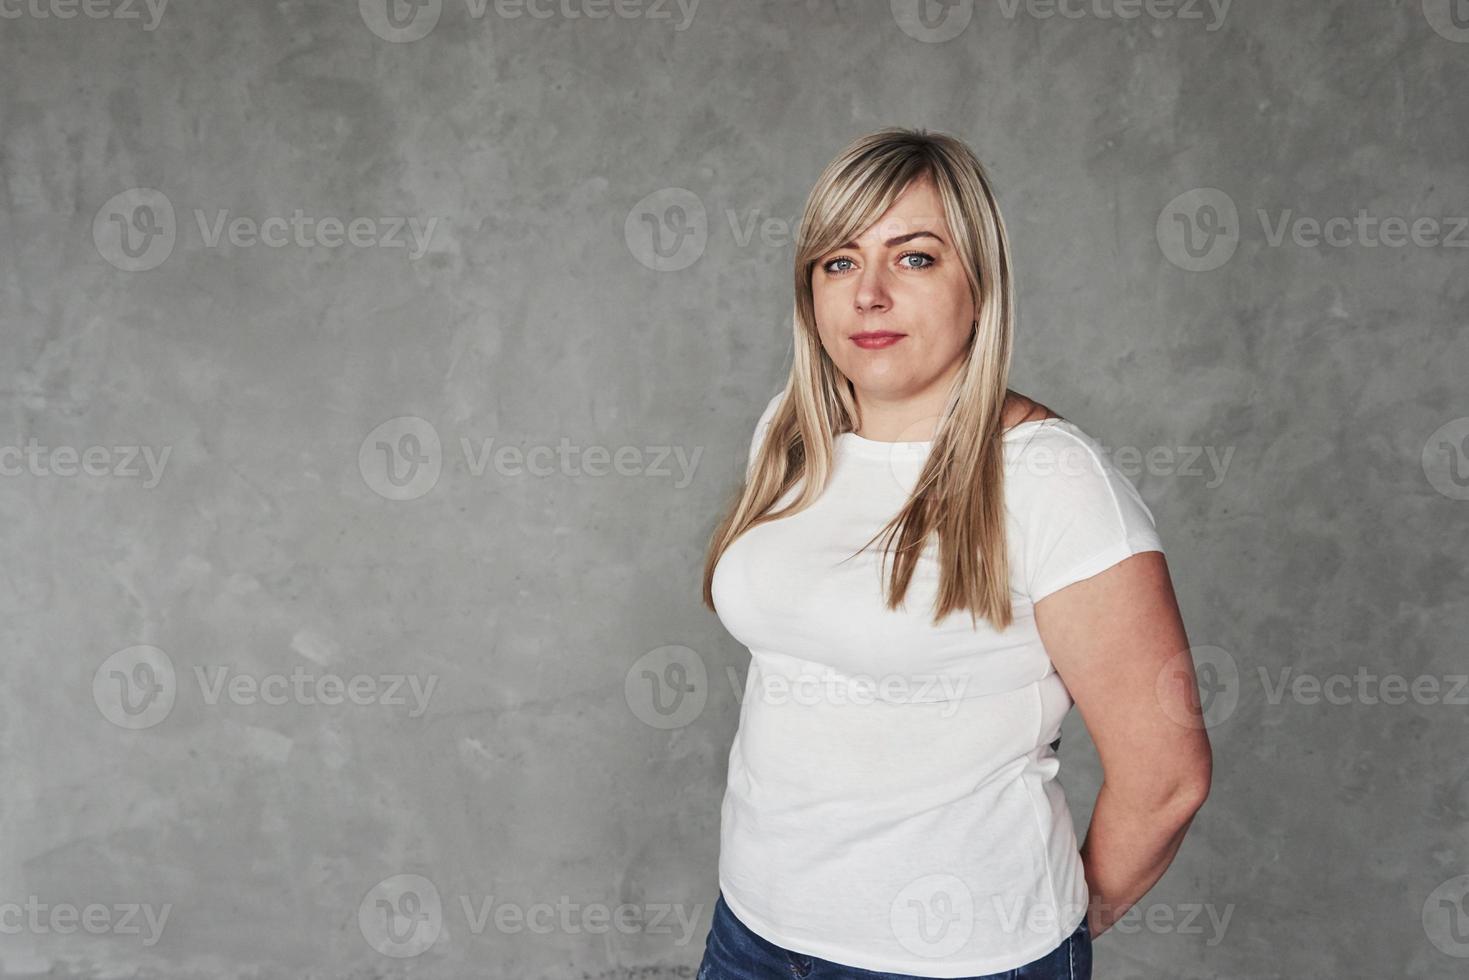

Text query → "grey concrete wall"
[1,1,1465,977]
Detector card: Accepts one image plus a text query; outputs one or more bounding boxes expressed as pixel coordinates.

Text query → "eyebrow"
[835,229,947,251]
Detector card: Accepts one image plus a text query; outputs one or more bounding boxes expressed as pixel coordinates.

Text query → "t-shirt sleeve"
[746,390,784,477]
[1013,428,1165,603]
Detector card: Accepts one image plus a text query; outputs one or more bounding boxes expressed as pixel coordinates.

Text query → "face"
[810,176,976,414]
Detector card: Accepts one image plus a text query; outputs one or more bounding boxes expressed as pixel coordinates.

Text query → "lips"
[850,331,906,350]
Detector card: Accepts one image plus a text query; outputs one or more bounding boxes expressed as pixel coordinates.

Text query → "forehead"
[849,177,950,246]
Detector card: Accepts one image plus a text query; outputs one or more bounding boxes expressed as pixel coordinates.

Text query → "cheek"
[929,322,971,360]
[924,287,974,343]
[913,274,970,317]
[811,279,838,311]
[810,288,844,340]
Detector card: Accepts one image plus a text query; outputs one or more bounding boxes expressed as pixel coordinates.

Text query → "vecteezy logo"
[890,873,975,958]
[1423,0,1469,42]
[1422,418,1469,501]
[1423,875,1469,957]
[624,645,708,729]
[359,0,442,42]
[1156,644,1240,732]
[93,188,176,272]
[93,645,177,730]
[890,0,974,43]
[1157,188,1239,271]
[359,416,443,500]
[359,874,443,957]
[624,188,708,272]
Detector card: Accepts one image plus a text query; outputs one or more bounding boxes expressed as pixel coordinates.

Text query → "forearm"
[1078,779,1203,939]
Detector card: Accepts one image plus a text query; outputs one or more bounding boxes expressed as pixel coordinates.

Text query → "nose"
[853,263,891,315]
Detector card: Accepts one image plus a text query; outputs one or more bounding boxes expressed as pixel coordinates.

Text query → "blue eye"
[822,251,936,275]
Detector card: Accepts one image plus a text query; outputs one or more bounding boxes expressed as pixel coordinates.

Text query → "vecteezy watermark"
[0,897,172,947]
[625,187,709,272]
[92,646,176,730]
[357,415,703,501]
[92,645,439,730]
[1256,210,1469,250]
[1259,667,1469,707]
[92,188,442,271]
[1154,651,1469,725]
[890,874,974,958]
[993,0,1229,30]
[1422,417,1469,501]
[0,0,168,30]
[1156,188,1239,271]
[1091,900,1234,944]
[891,877,1234,958]
[624,645,981,729]
[830,414,1234,504]
[1158,188,1469,271]
[193,666,438,718]
[890,0,1229,44]
[0,439,171,488]
[624,188,819,271]
[1155,644,1239,732]
[625,645,709,730]
[743,667,970,714]
[991,894,1235,945]
[1004,438,1235,489]
[1424,874,1469,958]
[1423,0,1469,43]
[358,0,700,43]
[1102,443,1234,488]
[357,875,704,958]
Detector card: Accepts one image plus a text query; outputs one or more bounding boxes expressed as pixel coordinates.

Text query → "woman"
[696,128,1212,980]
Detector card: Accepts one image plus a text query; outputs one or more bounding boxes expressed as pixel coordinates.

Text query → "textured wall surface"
[1,1,1466,977]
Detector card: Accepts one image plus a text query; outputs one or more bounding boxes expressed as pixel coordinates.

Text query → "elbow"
[1109,760,1211,821]
[1102,738,1213,819]
[1165,754,1212,818]
[1168,773,1210,818]
[1103,773,1210,821]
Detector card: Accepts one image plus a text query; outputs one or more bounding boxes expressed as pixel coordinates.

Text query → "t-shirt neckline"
[835,417,1064,458]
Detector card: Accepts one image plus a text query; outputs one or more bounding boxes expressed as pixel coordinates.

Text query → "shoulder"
[1003,417,1165,600]
[1004,415,1116,490]
[752,389,784,443]
[1004,416,1157,540]
[756,389,784,427]
[1000,391,1063,432]
[746,389,786,467]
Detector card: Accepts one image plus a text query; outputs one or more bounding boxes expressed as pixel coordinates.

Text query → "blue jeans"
[696,891,1092,980]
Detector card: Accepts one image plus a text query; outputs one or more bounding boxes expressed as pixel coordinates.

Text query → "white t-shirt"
[710,391,1165,977]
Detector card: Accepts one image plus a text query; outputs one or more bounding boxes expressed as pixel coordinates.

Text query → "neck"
[851,361,967,442]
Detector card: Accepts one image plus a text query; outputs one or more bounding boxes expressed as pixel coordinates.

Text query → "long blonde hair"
[701,127,1021,630]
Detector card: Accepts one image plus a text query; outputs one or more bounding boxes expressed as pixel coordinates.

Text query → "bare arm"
[1033,550,1212,940]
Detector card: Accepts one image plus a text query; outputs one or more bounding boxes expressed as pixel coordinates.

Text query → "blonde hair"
[702,127,1022,630]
